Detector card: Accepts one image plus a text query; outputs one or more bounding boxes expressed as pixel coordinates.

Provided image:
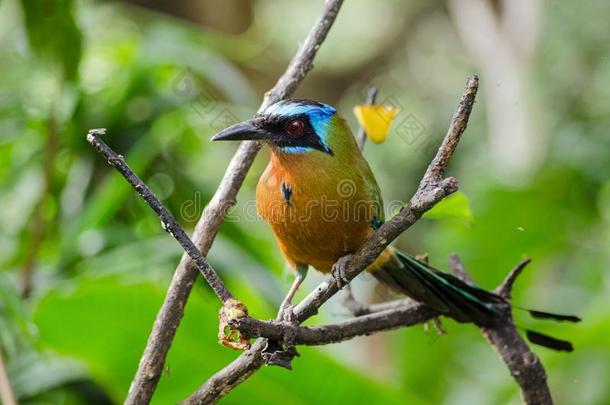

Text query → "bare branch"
[185,340,267,405]
[448,255,553,405]
[261,0,345,109]
[342,291,415,316]
[355,86,378,149]
[0,350,17,405]
[186,302,434,405]
[448,252,470,282]
[342,284,416,317]
[480,322,553,405]
[185,75,480,404]
[496,258,532,299]
[125,0,345,402]
[421,75,478,183]
[229,304,436,346]
[87,129,233,303]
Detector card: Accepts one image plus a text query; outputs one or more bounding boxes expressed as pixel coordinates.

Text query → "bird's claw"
[278,302,297,324]
[331,255,352,289]
[261,301,301,369]
[218,298,250,350]
[262,340,299,370]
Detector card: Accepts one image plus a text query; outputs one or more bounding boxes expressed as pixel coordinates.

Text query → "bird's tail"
[370,248,579,352]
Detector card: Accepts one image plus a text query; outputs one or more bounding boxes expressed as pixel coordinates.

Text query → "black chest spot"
[371,216,383,231]
[280,182,292,207]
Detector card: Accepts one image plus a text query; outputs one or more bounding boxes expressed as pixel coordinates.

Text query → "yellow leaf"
[353,104,400,143]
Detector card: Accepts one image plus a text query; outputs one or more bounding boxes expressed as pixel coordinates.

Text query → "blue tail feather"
[373,250,578,352]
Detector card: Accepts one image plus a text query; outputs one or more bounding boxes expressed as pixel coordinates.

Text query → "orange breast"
[256,151,377,273]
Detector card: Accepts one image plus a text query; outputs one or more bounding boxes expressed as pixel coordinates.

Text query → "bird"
[211,98,578,351]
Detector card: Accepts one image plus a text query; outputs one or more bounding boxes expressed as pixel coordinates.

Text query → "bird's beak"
[210,120,271,142]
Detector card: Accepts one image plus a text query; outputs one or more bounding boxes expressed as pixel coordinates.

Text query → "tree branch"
[355,86,378,149]
[0,350,17,405]
[342,290,414,316]
[229,303,437,346]
[496,258,532,299]
[448,254,553,405]
[87,129,233,303]
[123,0,345,403]
[184,75,479,404]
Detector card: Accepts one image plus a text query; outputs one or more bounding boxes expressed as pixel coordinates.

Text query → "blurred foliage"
[422,191,473,224]
[0,0,609,404]
[20,0,82,81]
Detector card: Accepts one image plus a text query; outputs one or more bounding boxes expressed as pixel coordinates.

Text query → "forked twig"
[448,254,553,405]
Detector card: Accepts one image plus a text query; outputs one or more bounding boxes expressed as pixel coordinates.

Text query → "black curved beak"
[210,120,271,142]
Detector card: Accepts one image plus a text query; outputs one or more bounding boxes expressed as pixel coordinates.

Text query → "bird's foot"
[262,303,300,369]
[331,254,353,289]
[262,340,299,370]
[277,302,297,324]
[218,298,251,350]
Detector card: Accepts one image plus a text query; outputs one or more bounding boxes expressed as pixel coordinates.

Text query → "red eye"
[286,120,304,136]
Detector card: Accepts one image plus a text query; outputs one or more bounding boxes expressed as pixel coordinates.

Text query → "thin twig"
[185,75,479,404]
[0,350,17,405]
[185,340,267,404]
[497,258,532,299]
[356,86,378,149]
[87,129,233,303]
[421,76,478,183]
[125,0,345,403]
[342,292,415,317]
[448,254,553,405]
[260,0,346,108]
[448,253,470,282]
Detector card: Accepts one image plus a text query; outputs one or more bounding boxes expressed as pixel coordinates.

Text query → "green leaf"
[423,191,474,223]
[33,274,427,404]
[20,0,82,81]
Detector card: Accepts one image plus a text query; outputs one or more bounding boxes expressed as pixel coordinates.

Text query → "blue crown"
[264,99,336,154]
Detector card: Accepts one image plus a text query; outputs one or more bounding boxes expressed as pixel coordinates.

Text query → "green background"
[1,0,609,403]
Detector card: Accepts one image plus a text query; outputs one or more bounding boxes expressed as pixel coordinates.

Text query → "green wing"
[356,153,385,229]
